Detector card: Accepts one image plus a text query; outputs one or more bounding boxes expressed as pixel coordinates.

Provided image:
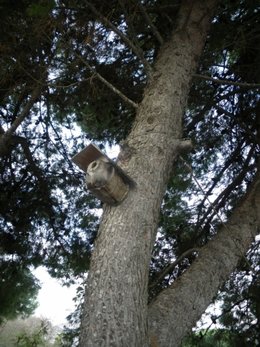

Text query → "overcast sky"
[33,267,79,327]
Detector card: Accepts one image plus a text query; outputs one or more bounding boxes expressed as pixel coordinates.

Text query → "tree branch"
[0,83,43,157]
[5,84,43,136]
[193,73,260,89]
[76,53,138,109]
[197,146,255,232]
[85,1,152,77]
[149,248,199,290]
[203,297,248,337]
[17,136,47,184]
[194,143,244,228]
[148,169,260,347]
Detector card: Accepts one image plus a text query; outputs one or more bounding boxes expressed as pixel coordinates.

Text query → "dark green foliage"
[182,329,243,347]
[0,263,39,324]
[217,240,260,345]
[0,0,99,321]
[57,284,84,347]
[0,317,60,347]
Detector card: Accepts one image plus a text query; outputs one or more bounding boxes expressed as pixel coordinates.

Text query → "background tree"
[0,317,60,347]
[0,0,259,346]
[182,328,239,347]
[0,264,39,324]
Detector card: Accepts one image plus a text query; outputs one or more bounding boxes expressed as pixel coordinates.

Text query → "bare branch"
[76,53,138,109]
[48,79,87,89]
[18,136,44,181]
[149,248,199,289]
[0,133,14,157]
[85,1,152,77]
[193,73,260,89]
[6,84,43,136]
[96,73,138,108]
[138,3,164,45]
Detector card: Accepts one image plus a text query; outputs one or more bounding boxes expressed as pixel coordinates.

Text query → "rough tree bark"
[79,1,219,346]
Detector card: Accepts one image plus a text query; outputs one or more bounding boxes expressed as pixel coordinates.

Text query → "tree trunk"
[148,169,260,346]
[79,1,218,346]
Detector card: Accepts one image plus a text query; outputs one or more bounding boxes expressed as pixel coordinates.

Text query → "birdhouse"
[72,143,133,205]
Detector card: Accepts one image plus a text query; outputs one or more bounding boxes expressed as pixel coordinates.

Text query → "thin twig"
[48,79,81,88]
[203,297,247,336]
[180,156,252,266]
[195,143,244,228]
[180,156,233,228]
[193,74,260,89]
[138,3,164,45]
[118,0,146,59]
[85,1,152,77]
[196,146,254,231]
[76,53,138,109]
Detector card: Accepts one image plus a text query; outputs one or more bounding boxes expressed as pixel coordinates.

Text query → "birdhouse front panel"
[72,143,134,205]
[85,158,129,205]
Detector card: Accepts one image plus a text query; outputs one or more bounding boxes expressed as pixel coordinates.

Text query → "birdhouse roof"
[71,143,108,172]
[72,143,135,187]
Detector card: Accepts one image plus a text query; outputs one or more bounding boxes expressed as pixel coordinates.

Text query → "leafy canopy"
[0,0,259,344]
